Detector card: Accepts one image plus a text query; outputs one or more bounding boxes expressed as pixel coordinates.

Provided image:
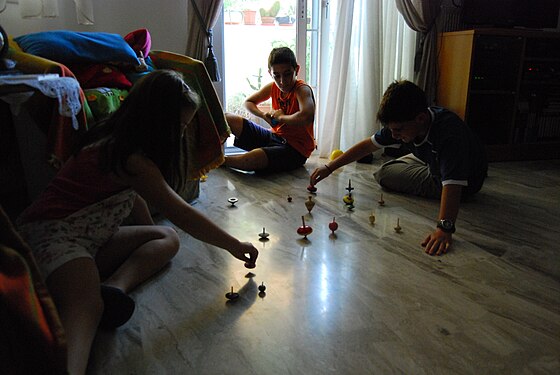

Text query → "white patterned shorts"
[17,189,137,279]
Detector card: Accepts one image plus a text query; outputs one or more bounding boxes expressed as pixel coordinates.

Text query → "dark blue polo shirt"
[371,107,487,195]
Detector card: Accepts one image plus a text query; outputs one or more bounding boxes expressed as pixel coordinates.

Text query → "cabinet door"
[466,35,523,145]
[469,35,523,91]
[467,93,516,145]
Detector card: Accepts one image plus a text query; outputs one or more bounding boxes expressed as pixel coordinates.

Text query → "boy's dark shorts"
[233,118,307,172]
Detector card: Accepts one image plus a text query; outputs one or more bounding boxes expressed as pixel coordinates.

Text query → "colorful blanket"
[0,206,67,373]
[7,39,228,179]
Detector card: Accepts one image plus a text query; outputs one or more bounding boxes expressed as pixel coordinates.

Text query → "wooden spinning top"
[343,194,354,208]
[228,197,239,207]
[329,217,339,234]
[258,227,270,240]
[394,218,402,233]
[305,196,315,213]
[369,212,376,224]
[297,216,313,239]
[225,286,239,300]
[378,193,385,206]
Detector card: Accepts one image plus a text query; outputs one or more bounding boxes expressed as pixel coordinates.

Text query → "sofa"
[1,29,229,216]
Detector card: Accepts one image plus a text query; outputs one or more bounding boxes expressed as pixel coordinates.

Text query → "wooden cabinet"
[437,29,560,161]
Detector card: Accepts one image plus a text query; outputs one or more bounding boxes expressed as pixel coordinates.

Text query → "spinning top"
[345,179,354,194]
[258,227,270,240]
[287,195,292,202]
[244,261,256,269]
[228,197,239,207]
[328,217,339,234]
[378,193,385,206]
[297,216,313,239]
[369,212,376,224]
[225,286,239,300]
[305,196,315,213]
[343,194,354,206]
[307,184,317,193]
[394,218,402,233]
[258,282,266,292]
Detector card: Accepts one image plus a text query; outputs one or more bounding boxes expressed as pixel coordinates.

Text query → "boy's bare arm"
[244,82,274,119]
[310,138,379,185]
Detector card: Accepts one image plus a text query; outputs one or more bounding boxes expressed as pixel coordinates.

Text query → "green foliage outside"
[259,1,280,17]
[246,67,264,91]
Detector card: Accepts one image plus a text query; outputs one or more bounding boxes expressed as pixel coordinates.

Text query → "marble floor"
[88,154,560,375]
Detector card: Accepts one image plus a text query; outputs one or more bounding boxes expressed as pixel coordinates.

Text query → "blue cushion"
[14,30,140,66]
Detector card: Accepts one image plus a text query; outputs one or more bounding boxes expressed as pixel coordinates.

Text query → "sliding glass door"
[220,0,319,147]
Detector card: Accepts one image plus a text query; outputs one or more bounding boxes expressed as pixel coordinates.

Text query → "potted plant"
[246,68,272,114]
[276,16,295,26]
[242,9,257,25]
[225,10,243,25]
[259,1,280,26]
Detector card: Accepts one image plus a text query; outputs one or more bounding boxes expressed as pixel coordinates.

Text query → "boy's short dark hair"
[268,47,297,69]
[377,80,428,125]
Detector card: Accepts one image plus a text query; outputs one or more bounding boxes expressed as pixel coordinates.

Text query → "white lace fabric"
[0,75,82,129]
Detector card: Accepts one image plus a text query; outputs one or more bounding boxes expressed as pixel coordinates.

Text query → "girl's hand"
[228,241,259,267]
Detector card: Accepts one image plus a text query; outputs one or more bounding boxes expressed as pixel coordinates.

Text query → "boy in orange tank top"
[224,47,316,172]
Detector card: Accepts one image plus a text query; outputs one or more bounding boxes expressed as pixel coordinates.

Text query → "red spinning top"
[329,217,338,234]
[297,216,313,238]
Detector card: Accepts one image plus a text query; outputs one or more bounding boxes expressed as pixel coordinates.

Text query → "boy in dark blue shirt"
[310,80,487,256]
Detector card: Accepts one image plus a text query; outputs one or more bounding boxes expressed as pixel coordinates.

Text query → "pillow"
[14,30,140,66]
[124,28,152,58]
[68,63,133,89]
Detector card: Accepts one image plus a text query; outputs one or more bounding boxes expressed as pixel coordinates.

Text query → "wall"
[439,0,560,32]
[0,0,189,53]
[1,0,226,103]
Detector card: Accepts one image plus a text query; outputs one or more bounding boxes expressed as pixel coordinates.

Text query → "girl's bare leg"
[47,258,103,375]
[95,225,180,293]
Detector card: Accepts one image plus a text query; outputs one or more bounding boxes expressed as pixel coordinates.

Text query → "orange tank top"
[270,80,315,158]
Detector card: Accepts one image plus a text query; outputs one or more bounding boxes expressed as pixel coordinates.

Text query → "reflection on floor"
[89,154,560,374]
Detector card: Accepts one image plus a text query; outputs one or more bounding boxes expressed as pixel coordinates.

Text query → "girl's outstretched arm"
[120,154,258,266]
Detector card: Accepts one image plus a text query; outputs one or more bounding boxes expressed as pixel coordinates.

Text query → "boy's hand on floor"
[421,230,452,256]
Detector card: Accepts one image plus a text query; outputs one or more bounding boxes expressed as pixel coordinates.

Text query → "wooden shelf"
[437,29,560,161]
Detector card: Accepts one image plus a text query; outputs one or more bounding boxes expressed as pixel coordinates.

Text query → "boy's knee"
[225,113,244,135]
[373,164,391,187]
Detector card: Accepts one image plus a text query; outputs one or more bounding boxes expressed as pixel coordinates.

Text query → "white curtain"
[316,0,415,157]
